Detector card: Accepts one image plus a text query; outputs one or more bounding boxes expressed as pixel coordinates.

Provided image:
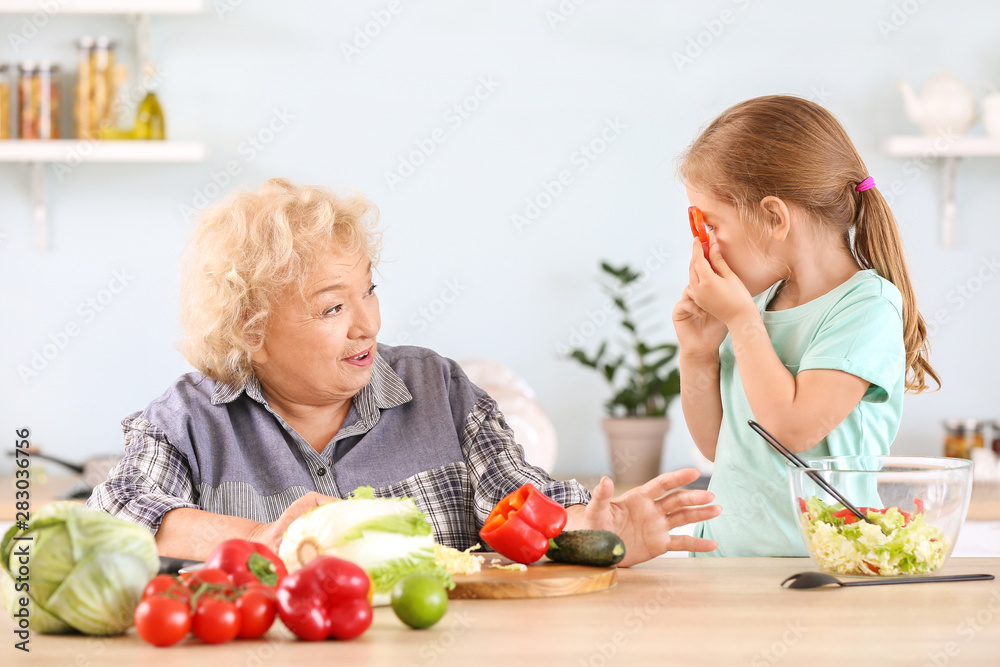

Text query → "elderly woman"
[88,179,721,567]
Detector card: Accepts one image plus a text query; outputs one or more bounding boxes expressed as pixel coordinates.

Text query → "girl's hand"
[688,239,757,327]
[672,284,728,358]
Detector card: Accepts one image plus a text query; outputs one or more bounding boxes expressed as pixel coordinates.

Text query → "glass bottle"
[992,420,1000,456]
[0,63,10,139]
[943,419,983,459]
[134,90,164,140]
[75,36,117,140]
[18,61,60,139]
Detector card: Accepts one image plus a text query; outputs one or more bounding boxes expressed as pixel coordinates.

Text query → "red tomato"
[183,568,232,589]
[192,596,241,644]
[183,568,238,600]
[236,588,277,639]
[243,581,277,601]
[134,596,191,647]
[143,574,191,602]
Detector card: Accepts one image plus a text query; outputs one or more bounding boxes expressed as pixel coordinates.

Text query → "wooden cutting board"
[449,558,618,599]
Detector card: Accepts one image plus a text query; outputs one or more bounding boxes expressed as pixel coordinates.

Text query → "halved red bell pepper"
[688,206,711,259]
[203,539,288,587]
[479,484,568,564]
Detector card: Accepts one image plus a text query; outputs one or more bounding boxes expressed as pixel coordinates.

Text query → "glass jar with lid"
[942,419,983,459]
[0,63,11,139]
[18,61,60,139]
[75,36,117,140]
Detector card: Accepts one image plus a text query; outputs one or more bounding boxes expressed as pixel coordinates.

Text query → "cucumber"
[545,529,625,567]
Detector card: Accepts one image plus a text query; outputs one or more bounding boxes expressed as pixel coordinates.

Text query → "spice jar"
[0,63,10,139]
[992,421,1000,456]
[75,36,117,140]
[943,419,983,459]
[18,61,60,139]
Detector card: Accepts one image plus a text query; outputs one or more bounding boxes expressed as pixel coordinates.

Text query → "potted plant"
[567,262,681,485]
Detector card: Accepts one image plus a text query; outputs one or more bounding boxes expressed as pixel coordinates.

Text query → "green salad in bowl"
[787,456,973,577]
[799,496,948,575]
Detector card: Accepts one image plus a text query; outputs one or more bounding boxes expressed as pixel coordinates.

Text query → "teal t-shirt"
[693,269,906,557]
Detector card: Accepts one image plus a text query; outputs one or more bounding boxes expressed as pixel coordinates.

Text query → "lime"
[390,574,448,629]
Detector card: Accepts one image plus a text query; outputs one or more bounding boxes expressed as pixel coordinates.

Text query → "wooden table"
[4,557,998,666]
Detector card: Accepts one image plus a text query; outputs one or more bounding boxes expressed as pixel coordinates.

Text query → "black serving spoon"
[747,420,874,525]
[782,571,995,589]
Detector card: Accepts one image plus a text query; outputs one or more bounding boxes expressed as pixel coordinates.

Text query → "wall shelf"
[0,1,205,14]
[0,142,206,251]
[0,140,206,163]
[0,2,205,250]
[883,135,1000,247]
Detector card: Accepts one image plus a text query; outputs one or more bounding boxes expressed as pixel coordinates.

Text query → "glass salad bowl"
[787,456,973,576]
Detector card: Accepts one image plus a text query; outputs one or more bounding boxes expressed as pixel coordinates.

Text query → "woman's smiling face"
[685,185,784,297]
[251,247,381,406]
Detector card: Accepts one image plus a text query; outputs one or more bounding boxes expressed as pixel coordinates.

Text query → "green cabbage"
[278,487,452,606]
[1,502,159,635]
[800,496,949,576]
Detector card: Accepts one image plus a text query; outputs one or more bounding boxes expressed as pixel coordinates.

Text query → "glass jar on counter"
[992,420,1000,456]
[75,36,117,140]
[0,63,11,140]
[943,419,983,459]
[18,61,60,139]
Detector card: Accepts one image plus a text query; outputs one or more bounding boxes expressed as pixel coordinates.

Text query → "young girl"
[672,95,939,557]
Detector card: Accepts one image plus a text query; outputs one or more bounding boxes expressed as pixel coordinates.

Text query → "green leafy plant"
[567,262,680,417]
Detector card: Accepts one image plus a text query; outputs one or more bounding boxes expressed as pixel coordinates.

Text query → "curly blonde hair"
[179,178,382,385]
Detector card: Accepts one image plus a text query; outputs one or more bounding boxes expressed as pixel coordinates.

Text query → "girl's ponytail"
[853,189,939,393]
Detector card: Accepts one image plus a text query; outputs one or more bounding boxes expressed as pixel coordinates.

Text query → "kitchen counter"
[3,557,998,666]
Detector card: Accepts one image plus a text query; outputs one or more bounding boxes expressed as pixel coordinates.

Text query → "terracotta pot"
[601,417,671,486]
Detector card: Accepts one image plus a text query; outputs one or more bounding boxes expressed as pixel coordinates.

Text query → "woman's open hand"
[568,468,722,567]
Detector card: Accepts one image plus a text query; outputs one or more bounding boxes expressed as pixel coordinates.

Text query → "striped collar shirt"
[88,345,591,549]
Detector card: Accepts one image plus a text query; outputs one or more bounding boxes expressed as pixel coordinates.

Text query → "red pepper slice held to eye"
[688,206,711,259]
[479,483,568,564]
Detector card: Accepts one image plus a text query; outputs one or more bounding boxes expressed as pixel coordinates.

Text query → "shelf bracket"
[29,162,49,251]
[941,156,960,248]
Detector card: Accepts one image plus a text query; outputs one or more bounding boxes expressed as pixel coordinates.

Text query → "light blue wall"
[3,1,999,478]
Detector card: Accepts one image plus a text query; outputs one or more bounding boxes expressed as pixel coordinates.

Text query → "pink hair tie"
[855,176,876,192]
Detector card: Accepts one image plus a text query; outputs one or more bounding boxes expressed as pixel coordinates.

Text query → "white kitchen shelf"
[0,140,206,163]
[1,142,206,251]
[1,2,204,250]
[0,1,204,13]
[883,135,1000,247]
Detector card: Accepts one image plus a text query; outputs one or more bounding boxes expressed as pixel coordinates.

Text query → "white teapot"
[898,70,976,136]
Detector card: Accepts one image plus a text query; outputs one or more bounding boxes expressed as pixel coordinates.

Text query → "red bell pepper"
[204,539,289,587]
[275,556,373,641]
[688,206,711,259]
[832,507,861,525]
[479,483,568,564]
